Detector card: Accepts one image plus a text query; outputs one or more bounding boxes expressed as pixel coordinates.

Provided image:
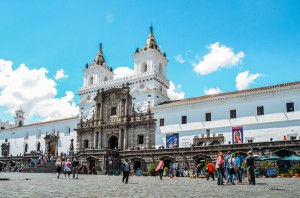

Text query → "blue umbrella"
[282,155,300,161]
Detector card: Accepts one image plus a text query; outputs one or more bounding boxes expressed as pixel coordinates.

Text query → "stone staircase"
[23,162,57,173]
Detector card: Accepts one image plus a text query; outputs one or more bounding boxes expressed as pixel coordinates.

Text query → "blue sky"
[0,0,300,123]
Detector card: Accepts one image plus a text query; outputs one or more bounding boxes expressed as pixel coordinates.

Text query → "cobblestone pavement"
[0,173,300,198]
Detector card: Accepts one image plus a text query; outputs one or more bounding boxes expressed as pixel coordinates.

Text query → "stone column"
[118,128,122,150]
[93,131,97,148]
[123,128,128,150]
[99,131,102,149]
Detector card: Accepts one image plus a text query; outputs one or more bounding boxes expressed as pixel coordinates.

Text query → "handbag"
[65,166,71,172]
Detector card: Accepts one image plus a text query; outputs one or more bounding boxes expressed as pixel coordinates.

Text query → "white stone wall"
[0,117,78,156]
[154,85,300,147]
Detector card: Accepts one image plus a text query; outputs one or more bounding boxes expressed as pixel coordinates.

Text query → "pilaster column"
[99,131,102,149]
[93,131,97,148]
[119,128,122,150]
[123,128,128,150]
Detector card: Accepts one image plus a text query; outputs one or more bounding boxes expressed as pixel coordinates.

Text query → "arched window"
[19,121,22,127]
[142,62,147,73]
[89,76,94,85]
[36,142,41,152]
[24,143,28,153]
[159,63,163,75]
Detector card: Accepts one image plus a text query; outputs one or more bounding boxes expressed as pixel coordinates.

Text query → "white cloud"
[204,87,223,95]
[175,54,185,64]
[54,69,69,80]
[193,42,245,75]
[105,13,114,23]
[235,70,262,90]
[0,58,78,122]
[167,81,185,100]
[113,67,134,79]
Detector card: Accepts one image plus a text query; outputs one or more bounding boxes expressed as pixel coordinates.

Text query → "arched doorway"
[50,145,55,156]
[24,143,28,153]
[210,140,221,146]
[133,161,141,171]
[108,136,118,149]
[36,142,40,152]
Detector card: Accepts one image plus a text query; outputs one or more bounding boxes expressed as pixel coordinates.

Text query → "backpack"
[123,163,129,172]
[56,162,61,167]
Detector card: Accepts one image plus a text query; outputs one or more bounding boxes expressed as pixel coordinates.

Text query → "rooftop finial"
[99,42,102,51]
[150,24,153,34]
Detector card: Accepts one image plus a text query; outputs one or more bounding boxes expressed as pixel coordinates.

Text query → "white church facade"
[0,26,299,158]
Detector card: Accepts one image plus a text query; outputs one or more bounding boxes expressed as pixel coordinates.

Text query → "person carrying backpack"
[121,159,130,184]
[55,158,62,179]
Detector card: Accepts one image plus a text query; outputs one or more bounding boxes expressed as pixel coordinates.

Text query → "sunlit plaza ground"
[0,173,300,197]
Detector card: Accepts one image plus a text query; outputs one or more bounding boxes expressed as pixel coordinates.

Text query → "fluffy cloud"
[167,81,185,100]
[193,42,244,75]
[55,69,69,80]
[236,70,262,90]
[204,87,223,95]
[113,67,134,79]
[0,58,79,122]
[175,54,185,64]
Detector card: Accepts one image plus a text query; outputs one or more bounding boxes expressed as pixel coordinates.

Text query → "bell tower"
[133,25,168,78]
[14,106,25,127]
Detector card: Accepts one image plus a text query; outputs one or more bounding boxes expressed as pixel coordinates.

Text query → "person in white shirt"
[227,153,237,184]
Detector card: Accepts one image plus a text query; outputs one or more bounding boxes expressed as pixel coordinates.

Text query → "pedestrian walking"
[121,159,130,184]
[236,153,244,183]
[155,160,164,180]
[216,152,225,185]
[224,151,231,179]
[55,158,62,179]
[207,161,215,181]
[64,158,72,179]
[72,160,80,179]
[245,151,255,185]
[227,153,236,185]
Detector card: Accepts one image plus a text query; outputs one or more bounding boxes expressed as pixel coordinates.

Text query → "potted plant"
[293,164,300,178]
[147,163,158,176]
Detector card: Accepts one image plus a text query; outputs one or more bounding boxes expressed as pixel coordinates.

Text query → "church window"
[160,118,164,126]
[230,109,236,119]
[19,121,23,127]
[36,142,40,152]
[111,107,117,116]
[87,95,91,101]
[142,62,147,73]
[84,140,89,148]
[24,143,28,153]
[89,76,94,85]
[257,106,264,116]
[206,113,211,122]
[286,102,294,112]
[159,63,163,74]
[138,135,144,145]
[104,76,108,81]
[181,116,187,124]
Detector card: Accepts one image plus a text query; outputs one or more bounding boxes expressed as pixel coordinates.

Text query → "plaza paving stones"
[0,173,300,198]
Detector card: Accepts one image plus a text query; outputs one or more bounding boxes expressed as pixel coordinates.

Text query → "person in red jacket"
[207,161,215,181]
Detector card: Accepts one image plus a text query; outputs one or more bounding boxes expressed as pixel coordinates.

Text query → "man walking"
[224,151,231,179]
[236,153,244,183]
[245,151,255,185]
[122,159,130,184]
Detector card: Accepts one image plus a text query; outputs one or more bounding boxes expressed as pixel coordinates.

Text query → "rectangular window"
[257,106,264,116]
[160,118,164,126]
[111,107,117,116]
[138,135,144,144]
[181,116,187,124]
[84,140,89,148]
[205,113,211,122]
[286,102,294,112]
[230,109,236,119]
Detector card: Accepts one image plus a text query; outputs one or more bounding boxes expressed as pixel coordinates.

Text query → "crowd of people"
[55,158,86,179]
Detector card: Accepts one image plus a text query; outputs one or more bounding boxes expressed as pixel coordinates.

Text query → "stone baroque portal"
[76,85,156,174]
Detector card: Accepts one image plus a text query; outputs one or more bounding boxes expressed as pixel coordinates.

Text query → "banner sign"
[232,126,243,144]
[166,133,179,148]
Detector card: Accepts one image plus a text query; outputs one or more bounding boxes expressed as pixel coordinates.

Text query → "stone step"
[23,162,57,173]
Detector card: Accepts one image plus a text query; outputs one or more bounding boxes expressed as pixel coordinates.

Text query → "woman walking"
[55,158,62,179]
[64,158,72,179]
[216,152,225,185]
